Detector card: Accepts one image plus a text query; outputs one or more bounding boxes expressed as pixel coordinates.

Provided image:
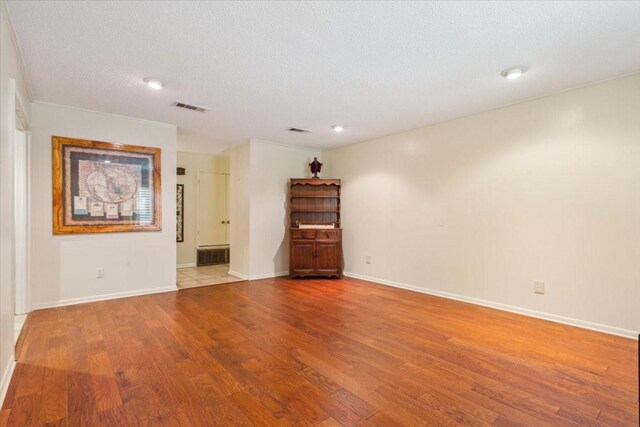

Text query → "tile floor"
[176,264,243,289]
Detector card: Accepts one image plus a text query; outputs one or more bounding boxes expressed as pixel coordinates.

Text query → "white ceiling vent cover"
[171,101,210,112]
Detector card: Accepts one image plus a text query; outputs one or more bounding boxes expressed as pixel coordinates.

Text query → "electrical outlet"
[366,256,371,264]
[97,268,104,279]
[534,281,544,294]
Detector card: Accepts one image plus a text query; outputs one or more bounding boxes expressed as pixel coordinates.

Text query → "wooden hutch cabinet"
[289,178,343,278]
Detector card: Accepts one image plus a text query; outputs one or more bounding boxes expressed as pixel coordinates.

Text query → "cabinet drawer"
[316,229,341,241]
[291,229,317,239]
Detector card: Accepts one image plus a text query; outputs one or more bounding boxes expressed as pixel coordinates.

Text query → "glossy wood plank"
[1,276,638,426]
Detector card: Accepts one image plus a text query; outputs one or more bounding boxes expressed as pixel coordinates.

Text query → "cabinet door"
[316,242,340,275]
[291,240,316,276]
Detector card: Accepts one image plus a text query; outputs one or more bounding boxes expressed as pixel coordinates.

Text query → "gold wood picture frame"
[52,136,162,234]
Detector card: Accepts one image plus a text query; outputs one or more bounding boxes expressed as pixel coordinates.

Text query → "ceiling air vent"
[171,101,210,113]
[288,128,310,133]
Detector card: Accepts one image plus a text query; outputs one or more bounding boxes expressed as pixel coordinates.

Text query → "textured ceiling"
[7,1,640,152]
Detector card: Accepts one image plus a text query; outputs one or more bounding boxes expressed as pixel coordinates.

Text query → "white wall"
[176,151,229,266]
[324,74,640,336]
[229,140,321,279]
[249,140,321,278]
[0,4,31,405]
[229,143,251,278]
[29,102,177,308]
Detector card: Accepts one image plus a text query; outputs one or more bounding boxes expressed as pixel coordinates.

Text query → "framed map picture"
[52,136,162,234]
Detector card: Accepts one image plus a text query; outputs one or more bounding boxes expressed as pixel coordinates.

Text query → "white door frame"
[14,86,31,317]
[14,128,30,316]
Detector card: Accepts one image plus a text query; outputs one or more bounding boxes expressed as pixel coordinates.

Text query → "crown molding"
[33,101,177,128]
[249,138,321,153]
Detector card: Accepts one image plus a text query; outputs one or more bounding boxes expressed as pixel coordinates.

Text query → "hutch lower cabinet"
[290,228,343,277]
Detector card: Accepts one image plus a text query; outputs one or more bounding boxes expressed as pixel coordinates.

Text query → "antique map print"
[57,140,159,230]
[53,136,161,234]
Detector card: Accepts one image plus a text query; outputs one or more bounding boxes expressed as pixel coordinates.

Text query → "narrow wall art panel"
[176,184,184,242]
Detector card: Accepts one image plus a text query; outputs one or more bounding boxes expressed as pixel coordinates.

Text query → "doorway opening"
[176,152,242,289]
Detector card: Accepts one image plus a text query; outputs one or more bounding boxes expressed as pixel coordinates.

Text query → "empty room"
[0,1,638,425]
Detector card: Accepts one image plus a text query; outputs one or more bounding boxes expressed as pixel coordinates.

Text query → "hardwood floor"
[1,277,638,426]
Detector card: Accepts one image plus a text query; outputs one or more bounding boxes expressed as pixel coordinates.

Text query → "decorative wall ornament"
[176,184,184,242]
[52,136,162,234]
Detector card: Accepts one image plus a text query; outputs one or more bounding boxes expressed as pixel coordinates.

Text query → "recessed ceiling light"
[333,125,344,133]
[501,67,524,80]
[104,160,111,164]
[144,78,163,90]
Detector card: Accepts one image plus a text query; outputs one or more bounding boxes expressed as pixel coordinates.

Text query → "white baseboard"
[249,271,289,280]
[176,263,197,268]
[227,270,288,281]
[1,359,16,408]
[14,314,27,345]
[228,270,249,280]
[31,285,178,310]
[344,272,638,340]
